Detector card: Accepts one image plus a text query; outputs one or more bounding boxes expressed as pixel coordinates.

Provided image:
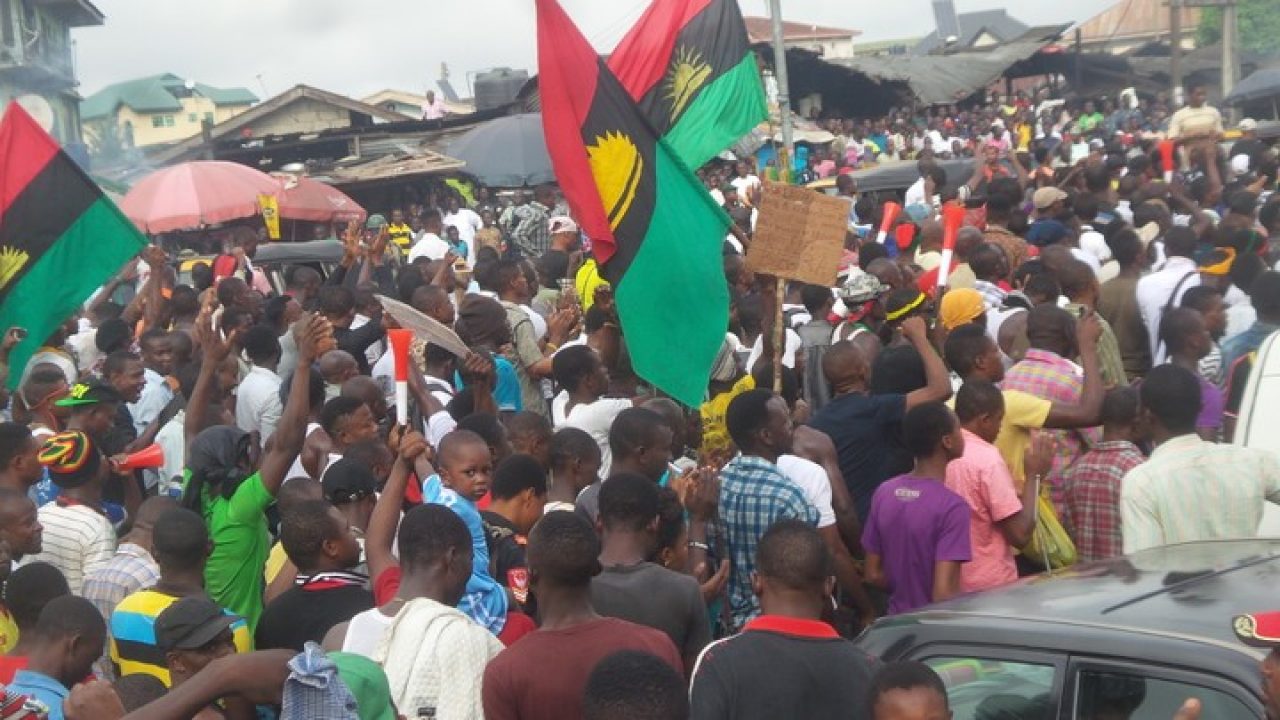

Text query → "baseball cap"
[837,271,889,305]
[548,216,579,235]
[54,381,123,408]
[329,652,397,720]
[1234,611,1280,648]
[321,458,378,505]
[1032,187,1069,210]
[1239,118,1259,132]
[39,430,102,490]
[365,214,388,230]
[154,597,237,652]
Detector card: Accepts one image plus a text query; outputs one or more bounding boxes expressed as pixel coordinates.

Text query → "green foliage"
[1195,0,1280,54]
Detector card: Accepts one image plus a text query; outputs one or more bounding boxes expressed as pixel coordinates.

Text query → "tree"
[1196,0,1280,55]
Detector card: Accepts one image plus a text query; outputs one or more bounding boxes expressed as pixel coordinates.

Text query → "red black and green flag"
[0,103,147,387]
[607,0,767,171]
[538,0,729,406]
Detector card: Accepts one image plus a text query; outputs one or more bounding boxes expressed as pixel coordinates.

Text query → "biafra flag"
[0,103,147,387]
[537,0,729,407]
[608,0,767,170]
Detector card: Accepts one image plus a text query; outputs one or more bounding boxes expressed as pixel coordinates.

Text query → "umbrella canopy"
[446,113,554,187]
[121,161,278,234]
[1226,66,1280,106]
[274,175,367,224]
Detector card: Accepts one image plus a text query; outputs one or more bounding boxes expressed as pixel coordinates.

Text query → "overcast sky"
[73,0,1118,102]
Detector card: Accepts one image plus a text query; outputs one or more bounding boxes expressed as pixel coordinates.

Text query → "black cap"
[322,458,378,505]
[154,597,236,651]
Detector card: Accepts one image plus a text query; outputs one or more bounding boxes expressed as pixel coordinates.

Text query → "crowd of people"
[0,79,1277,719]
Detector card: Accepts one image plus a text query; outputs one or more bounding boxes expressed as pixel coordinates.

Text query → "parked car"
[805,158,975,201]
[1231,328,1280,537]
[174,240,344,293]
[855,540,1275,718]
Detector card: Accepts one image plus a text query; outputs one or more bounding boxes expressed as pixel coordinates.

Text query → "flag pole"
[767,0,793,394]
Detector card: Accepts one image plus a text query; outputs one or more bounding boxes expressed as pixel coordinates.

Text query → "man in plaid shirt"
[1061,387,1146,563]
[1002,306,1103,512]
[717,389,818,632]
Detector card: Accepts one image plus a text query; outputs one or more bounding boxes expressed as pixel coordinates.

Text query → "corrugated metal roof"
[325,150,466,187]
[825,25,1068,105]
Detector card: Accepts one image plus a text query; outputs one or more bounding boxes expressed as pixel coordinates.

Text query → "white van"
[1232,329,1280,535]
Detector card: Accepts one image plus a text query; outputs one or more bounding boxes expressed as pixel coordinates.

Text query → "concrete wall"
[240,97,355,137]
[788,37,856,60]
[91,96,252,148]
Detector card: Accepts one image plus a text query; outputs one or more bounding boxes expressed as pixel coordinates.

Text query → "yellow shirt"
[575,259,609,312]
[110,590,253,686]
[263,541,288,586]
[0,607,17,654]
[993,390,1052,492]
[701,375,755,457]
[387,223,414,250]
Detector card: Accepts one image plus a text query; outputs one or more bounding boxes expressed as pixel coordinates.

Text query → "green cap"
[365,213,388,230]
[329,652,397,720]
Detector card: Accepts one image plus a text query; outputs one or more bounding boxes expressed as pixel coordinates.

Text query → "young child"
[423,430,509,635]
[863,402,972,614]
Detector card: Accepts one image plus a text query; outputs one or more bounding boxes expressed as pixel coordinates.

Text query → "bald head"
[822,340,869,392]
[918,221,943,250]
[438,429,489,465]
[318,351,358,385]
[135,496,178,528]
[411,285,456,326]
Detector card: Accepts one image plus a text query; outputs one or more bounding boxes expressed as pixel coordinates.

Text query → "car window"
[924,656,1055,720]
[1074,670,1254,720]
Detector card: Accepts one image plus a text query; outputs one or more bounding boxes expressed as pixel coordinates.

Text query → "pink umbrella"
[274,175,367,224]
[121,161,279,234]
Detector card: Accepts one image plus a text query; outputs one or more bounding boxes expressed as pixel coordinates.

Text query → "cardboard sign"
[745,181,847,287]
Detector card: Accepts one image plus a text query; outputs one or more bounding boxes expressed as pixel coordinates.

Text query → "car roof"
[849,158,974,194]
[910,539,1280,650]
[252,240,344,265]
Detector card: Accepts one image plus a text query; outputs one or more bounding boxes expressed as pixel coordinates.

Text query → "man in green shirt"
[182,311,333,631]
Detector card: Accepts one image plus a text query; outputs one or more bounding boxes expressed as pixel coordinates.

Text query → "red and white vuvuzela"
[876,201,902,245]
[387,328,413,427]
[1159,139,1176,183]
[937,203,967,290]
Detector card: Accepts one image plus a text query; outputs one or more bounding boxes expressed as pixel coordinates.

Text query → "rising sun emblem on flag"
[586,131,642,231]
[0,247,29,289]
[663,45,712,123]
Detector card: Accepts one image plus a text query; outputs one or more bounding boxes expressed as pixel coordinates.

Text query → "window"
[1075,670,1253,719]
[151,115,164,128]
[164,115,175,127]
[924,656,1055,720]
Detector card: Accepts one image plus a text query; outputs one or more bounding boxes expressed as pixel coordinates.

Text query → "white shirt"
[746,328,802,372]
[128,367,173,436]
[905,177,927,207]
[235,365,284,446]
[730,174,761,201]
[1069,247,1102,277]
[1136,256,1201,361]
[777,454,835,528]
[407,233,450,264]
[560,397,634,478]
[27,503,115,594]
[444,208,483,262]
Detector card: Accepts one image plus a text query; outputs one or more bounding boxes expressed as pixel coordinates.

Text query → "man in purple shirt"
[863,402,972,614]
[1161,307,1224,440]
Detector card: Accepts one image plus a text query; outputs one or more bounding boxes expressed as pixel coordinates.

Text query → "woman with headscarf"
[182,310,333,632]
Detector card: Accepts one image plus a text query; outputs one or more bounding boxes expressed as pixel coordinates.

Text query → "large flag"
[537,0,729,407]
[607,0,767,170]
[0,103,148,387]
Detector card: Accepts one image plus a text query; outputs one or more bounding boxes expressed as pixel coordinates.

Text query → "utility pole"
[1170,0,1183,105]
[1221,0,1238,120]
[767,0,794,182]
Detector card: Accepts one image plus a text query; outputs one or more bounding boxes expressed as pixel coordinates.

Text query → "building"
[81,74,257,149]
[150,84,413,167]
[913,8,1030,55]
[744,16,861,59]
[362,89,474,119]
[1075,0,1200,56]
[0,0,103,146]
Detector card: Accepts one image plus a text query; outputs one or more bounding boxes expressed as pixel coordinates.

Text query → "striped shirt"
[25,501,116,594]
[83,544,160,624]
[1121,434,1280,554]
[110,590,252,686]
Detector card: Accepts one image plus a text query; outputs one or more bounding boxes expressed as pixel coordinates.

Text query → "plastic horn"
[115,443,164,471]
[876,202,902,245]
[388,328,413,427]
[937,203,967,290]
[1159,139,1176,183]
[895,223,915,251]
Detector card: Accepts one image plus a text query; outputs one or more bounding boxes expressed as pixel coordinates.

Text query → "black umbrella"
[1225,66,1280,106]
[446,113,554,187]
